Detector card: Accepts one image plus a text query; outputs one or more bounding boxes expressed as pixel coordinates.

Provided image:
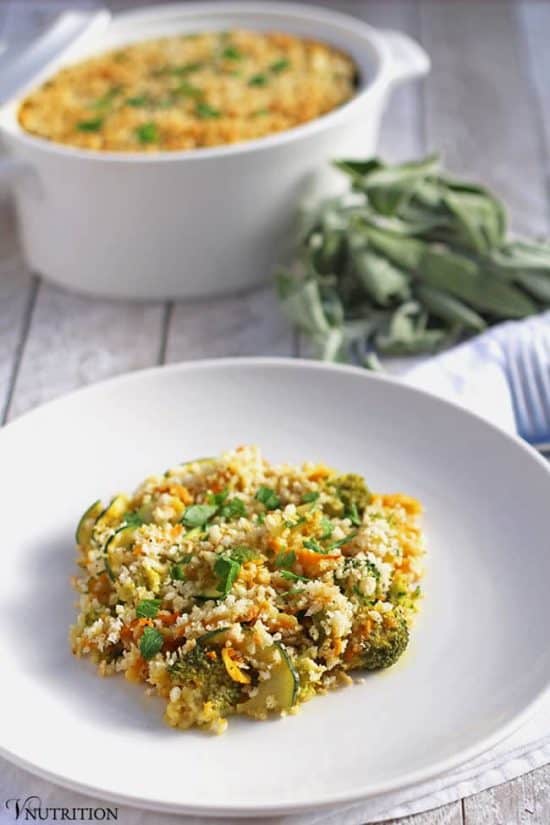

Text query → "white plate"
[2,357,550,817]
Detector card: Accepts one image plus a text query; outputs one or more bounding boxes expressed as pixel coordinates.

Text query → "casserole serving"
[18,29,358,151]
[0,3,429,300]
[71,445,424,734]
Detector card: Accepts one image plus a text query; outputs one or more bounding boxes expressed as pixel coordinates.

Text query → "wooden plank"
[380,803,464,825]
[0,179,36,425]
[463,764,550,825]
[6,283,166,420]
[0,0,35,421]
[164,286,294,363]
[419,0,548,237]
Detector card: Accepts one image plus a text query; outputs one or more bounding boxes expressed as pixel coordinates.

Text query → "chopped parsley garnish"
[173,81,203,99]
[126,95,150,107]
[255,485,280,510]
[270,58,290,73]
[221,497,246,520]
[170,61,203,76]
[207,490,246,519]
[196,102,221,119]
[280,570,308,583]
[251,108,269,117]
[320,518,334,539]
[213,556,241,597]
[207,488,229,507]
[91,86,122,110]
[303,538,326,554]
[124,511,145,528]
[256,512,266,525]
[222,45,243,61]
[76,118,103,132]
[346,502,362,527]
[284,515,306,529]
[329,531,358,550]
[230,545,259,563]
[248,73,268,87]
[139,627,164,660]
[275,549,296,569]
[170,563,185,581]
[136,599,161,619]
[181,503,218,528]
[135,122,158,143]
[301,491,320,504]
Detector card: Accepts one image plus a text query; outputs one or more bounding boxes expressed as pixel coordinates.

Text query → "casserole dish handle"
[0,10,110,197]
[0,10,111,104]
[379,29,430,85]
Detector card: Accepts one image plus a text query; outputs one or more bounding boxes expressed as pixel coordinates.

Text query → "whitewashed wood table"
[1,0,550,821]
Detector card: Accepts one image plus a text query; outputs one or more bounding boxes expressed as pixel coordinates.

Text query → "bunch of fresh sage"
[276,154,550,361]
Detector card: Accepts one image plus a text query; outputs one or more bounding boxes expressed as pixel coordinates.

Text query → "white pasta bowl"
[1,357,550,817]
[0,2,429,300]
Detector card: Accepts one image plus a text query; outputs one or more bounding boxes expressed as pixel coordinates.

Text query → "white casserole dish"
[0,3,429,300]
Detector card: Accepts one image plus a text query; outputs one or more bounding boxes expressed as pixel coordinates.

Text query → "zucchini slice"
[198,585,223,600]
[104,523,138,580]
[196,627,231,646]
[75,499,103,545]
[239,643,299,716]
[96,494,130,531]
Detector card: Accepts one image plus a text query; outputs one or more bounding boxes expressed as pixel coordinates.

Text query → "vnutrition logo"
[4,797,119,821]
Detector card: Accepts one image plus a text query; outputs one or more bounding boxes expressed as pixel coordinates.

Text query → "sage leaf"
[363,155,441,216]
[375,302,448,355]
[365,226,426,270]
[442,190,505,254]
[415,284,487,331]
[352,249,411,306]
[276,153,550,362]
[420,247,536,318]
[333,157,384,181]
[489,241,550,271]
[513,271,550,304]
[276,273,333,336]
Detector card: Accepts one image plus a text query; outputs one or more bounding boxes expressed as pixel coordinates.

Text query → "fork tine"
[530,334,550,439]
[517,337,548,437]
[504,339,538,440]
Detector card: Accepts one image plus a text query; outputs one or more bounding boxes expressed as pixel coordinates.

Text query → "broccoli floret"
[169,646,243,713]
[347,607,409,671]
[323,474,371,519]
[335,556,382,603]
